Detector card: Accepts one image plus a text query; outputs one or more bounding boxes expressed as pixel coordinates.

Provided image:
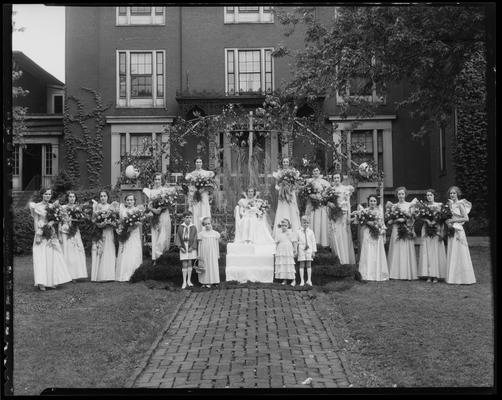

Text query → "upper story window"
[336,57,385,104]
[225,48,273,95]
[224,6,274,24]
[116,6,165,26]
[117,50,165,108]
[53,95,63,114]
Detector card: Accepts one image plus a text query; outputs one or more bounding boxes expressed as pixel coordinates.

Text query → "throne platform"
[225,242,276,283]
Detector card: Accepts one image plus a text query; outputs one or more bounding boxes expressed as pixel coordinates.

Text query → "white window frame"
[116,6,165,26]
[224,6,274,24]
[225,47,274,95]
[331,116,395,187]
[116,50,166,108]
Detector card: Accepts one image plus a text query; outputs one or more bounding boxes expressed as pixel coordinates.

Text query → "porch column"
[52,143,59,176]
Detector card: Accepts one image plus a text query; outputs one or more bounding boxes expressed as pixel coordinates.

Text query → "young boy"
[174,212,198,288]
[296,215,317,286]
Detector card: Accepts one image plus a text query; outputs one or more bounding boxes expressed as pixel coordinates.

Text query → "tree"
[273,5,487,138]
[12,13,29,144]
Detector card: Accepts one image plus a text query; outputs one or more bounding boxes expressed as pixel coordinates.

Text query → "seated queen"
[234,188,275,245]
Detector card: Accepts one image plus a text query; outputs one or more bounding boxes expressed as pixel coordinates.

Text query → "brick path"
[128,288,350,389]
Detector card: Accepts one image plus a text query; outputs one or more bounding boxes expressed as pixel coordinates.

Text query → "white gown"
[91,203,117,282]
[329,184,356,264]
[29,202,72,287]
[446,199,476,284]
[417,202,447,279]
[358,208,389,281]
[115,205,144,282]
[305,177,331,247]
[186,169,213,233]
[143,187,172,260]
[234,197,275,244]
[59,204,88,280]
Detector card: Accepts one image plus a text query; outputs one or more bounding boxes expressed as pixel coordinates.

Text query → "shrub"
[464,215,489,236]
[12,207,34,256]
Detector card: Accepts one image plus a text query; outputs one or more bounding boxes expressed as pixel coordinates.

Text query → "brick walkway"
[128,288,350,389]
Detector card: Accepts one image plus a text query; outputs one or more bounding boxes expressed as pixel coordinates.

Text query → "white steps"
[225,242,275,283]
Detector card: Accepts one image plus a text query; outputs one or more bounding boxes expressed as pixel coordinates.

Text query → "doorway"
[22,144,42,190]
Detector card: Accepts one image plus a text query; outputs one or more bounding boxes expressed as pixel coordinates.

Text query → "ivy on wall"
[453,46,488,223]
[63,88,110,188]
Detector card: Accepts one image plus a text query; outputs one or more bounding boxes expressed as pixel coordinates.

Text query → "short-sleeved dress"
[329,184,356,264]
[91,202,117,282]
[305,177,330,247]
[29,201,72,288]
[197,229,221,284]
[59,204,88,280]
[274,229,297,280]
[445,199,476,284]
[115,205,144,282]
[358,208,389,281]
[143,186,172,260]
[417,202,447,279]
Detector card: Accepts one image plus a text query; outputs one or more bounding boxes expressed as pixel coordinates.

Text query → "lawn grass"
[312,246,494,387]
[13,256,186,395]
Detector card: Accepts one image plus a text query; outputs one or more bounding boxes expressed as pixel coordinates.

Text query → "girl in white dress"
[274,218,298,286]
[418,189,447,282]
[328,173,356,264]
[197,216,221,288]
[234,187,275,244]
[174,212,198,289]
[386,187,418,280]
[115,194,144,282]
[296,215,317,286]
[143,173,172,264]
[29,188,72,290]
[60,191,88,282]
[357,195,389,281]
[445,186,476,284]
[273,158,301,236]
[91,190,117,282]
[304,167,330,248]
[186,157,213,233]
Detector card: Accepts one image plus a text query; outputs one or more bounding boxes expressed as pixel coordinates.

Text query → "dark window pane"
[53,96,63,114]
[119,52,126,74]
[130,6,151,15]
[131,76,153,98]
[238,6,259,13]
[155,7,164,15]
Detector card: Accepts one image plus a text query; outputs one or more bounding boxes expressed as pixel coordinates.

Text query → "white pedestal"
[225,242,275,283]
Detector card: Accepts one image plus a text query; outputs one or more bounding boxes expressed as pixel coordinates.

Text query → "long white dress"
[329,184,356,264]
[91,203,117,282]
[143,187,172,260]
[418,202,447,279]
[29,202,72,287]
[59,204,88,280]
[198,229,221,284]
[446,199,476,284]
[387,201,418,280]
[274,229,297,280]
[186,169,213,233]
[358,208,389,281]
[115,205,144,282]
[305,177,330,247]
[273,169,301,237]
[234,197,275,244]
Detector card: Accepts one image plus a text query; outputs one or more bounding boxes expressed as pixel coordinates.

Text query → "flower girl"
[29,188,72,290]
[197,216,221,288]
[296,216,317,286]
[175,212,198,289]
[115,194,145,282]
[274,218,298,286]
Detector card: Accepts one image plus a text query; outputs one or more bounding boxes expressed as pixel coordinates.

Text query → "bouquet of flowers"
[91,205,120,242]
[184,170,216,203]
[273,168,303,203]
[116,206,146,243]
[436,202,454,239]
[414,201,441,238]
[64,205,86,238]
[299,180,323,210]
[248,198,270,219]
[351,208,386,240]
[149,186,181,228]
[385,204,415,241]
[322,186,344,221]
[41,201,63,240]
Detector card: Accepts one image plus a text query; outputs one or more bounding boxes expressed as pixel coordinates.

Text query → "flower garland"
[246,198,271,219]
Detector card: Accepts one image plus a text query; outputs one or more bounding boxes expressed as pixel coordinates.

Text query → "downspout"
[179,6,183,96]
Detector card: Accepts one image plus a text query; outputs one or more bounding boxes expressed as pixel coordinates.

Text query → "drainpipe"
[179,6,183,96]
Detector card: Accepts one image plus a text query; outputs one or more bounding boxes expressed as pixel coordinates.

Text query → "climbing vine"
[63,88,111,188]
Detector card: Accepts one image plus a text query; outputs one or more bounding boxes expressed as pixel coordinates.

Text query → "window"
[350,130,383,172]
[45,144,53,175]
[336,57,385,104]
[225,48,274,95]
[224,6,273,23]
[13,145,19,176]
[53,95,63,114]
[439,127,447,173]
[130,134,152,155]
[117,50,165,108]
[116,7,165,25]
